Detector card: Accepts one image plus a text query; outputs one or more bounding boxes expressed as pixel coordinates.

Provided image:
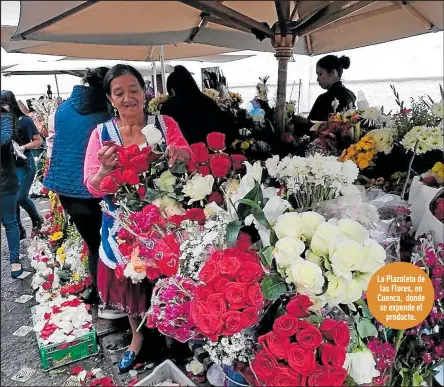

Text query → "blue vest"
[98,115,168,269]
[44,86,110,198]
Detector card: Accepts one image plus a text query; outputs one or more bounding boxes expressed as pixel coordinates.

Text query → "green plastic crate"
[32,308,99,371]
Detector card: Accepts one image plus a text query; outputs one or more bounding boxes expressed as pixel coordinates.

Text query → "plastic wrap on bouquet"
[145,276,198,343]
[312,187,379,230]
[408,176,440,231]
[415,188,444,244]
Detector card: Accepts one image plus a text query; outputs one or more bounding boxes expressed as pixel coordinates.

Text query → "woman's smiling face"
[108,73,145,117]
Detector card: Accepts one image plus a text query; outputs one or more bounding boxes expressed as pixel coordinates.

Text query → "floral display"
[147,94,168,114]
[266,153,359,210]
[30,97,58,137]
[401,125,443,154]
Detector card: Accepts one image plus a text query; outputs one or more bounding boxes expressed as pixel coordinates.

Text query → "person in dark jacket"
[293,55,356,136]
[1,90,43,238]
[44,68,122,316]
[160,65,233,145]
[1,108,22,278]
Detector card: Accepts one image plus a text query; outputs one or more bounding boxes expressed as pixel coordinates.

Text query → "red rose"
[100,176,119,193]
[196,314,223,341]
[236,262,263,283]
[169,214,186,226]
[247,283,264,308]
[307,367,329,387]
[137,186,146,199]
[210,155,231,178]
[124,144,140,158]
[260,332,290,359]
[197,164,211,177]
[230,154,247,170]
[207,132,226,151]
[273,314,299,337]
[330,368,348,386]
[130,154,149,174]
[224,282,248,308]
[222,311,243,335]
[213,277,230,293]
[206,293,227,316]
[218,255,241,278]
[269,366,301,387]
[190,142,209,163]
[114,264,125,281]
[42,281,52,291]
[319,343,346,369]
[82,276,93,287]
[208,191,224,205]
[199,261,220,284]
[320,319,350,348]
[251,350,278,382]
[235,232,253,252]
[196,285,213,301]
[191,301,207,323]
[286,294,313,318]
[187,160,197,173]
[113,169,125,184]
[185,208,206,224]
[296,321,323,351]
[123,168,140,185]
[287,343,316,376]
[241,307,259,328]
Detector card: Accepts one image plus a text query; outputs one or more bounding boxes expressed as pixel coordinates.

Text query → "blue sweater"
[44,85,110,198]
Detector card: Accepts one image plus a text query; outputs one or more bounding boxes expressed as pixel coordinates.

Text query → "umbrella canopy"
[1,26,240,61]
[9,1,443,133]
[1,64,16,72]
[1,59,175,77]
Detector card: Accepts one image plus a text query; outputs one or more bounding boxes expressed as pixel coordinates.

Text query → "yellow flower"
[72,272,80,281]
[56,247,65,256]
[358,159,370,169]
[431,162,444,179]
[59,253,66,263]
[50,231,63,241]
[241,141,251,150]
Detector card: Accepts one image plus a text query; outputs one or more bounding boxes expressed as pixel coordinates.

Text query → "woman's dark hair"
[1,90,25,118]
[166,65,200,97]
[103,64,145,95]
[316,55,351,78]
[83,66,109,89]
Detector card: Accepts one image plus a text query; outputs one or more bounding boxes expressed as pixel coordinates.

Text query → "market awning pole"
[152,60,158,96]
[54,74,60,97]
[160,45,167,94]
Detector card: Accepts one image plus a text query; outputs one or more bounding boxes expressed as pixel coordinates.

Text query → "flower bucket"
[408,176,440,231]
[415,187,444,244]
[222,366,249,387]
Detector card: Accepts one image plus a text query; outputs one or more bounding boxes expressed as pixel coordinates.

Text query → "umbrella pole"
[274,43,293,137]
[160,45,167,94]
[152,60,158,96]
[54,74,60,97]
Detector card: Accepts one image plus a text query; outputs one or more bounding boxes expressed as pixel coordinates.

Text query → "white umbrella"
[8,1,444,133]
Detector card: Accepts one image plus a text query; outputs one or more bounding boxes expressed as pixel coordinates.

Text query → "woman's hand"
[97,144,118,174]
[166,145,191,168]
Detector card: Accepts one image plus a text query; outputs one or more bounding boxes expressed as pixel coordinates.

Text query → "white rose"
[186,359,204,375]
[330,240,364,277]
[305,249,323,266]
[183,174,215,204]
[273,237,306,268]
[274,212,304,240]
[325,272,348,305]
[286,258,324,296]
[141,124,163,145]
[342,278,363,304]
[357,238,386,273]
[344,349,380,385]
[300,211,325,241]
[310,222,341,257]
[338,219,369,244]
[354,272,374,291]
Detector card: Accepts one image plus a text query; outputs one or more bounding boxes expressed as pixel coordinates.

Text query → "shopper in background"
[1,90,42,240]
[44,68,111,307]
[1,107,22,278]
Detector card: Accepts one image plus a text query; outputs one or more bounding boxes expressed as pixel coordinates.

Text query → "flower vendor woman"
[84,64,191,373]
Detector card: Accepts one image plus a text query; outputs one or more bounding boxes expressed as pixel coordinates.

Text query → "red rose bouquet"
[251,294,349,387]
[190,248,265,341]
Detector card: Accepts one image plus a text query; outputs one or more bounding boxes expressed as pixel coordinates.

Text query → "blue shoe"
[11,263,23,279]
[118,351,137,373]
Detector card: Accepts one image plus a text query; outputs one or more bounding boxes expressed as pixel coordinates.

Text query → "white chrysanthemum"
[367,128,396,154]
[401,126,444,154]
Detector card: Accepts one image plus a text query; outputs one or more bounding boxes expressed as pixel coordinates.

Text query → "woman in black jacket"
[1,108,22,278]
[160,65,234,145]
